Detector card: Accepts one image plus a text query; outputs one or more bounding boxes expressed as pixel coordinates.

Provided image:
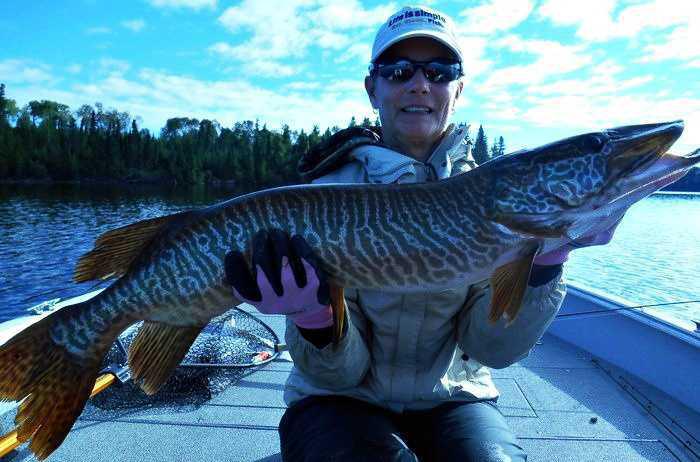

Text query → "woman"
[227,6,617,461]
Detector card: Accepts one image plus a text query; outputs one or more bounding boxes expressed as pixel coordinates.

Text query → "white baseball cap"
[371,6,463,63]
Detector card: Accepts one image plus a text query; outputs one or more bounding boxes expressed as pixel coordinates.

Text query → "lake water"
[0,184,698,324]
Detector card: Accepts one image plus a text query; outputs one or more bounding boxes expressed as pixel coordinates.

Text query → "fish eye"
[585,135,606,151]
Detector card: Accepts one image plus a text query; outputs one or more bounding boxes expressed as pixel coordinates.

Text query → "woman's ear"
[454,79,464,101]
[365,75,377,108]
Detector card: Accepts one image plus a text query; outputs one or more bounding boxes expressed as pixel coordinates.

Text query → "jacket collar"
[350,123,471,184]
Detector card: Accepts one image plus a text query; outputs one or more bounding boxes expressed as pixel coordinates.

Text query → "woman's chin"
[396,125,441,144]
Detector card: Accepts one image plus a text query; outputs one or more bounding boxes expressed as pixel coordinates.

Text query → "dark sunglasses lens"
[424,63,461,83]
[377,61,461,83]
[378,63,415,82]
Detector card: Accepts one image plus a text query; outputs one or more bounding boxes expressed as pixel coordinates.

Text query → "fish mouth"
[605,120,684,174]
[603,121,686,196]
[617,148,700,199]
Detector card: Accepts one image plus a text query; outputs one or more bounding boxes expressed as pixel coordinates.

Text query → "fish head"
[483,120,694,239]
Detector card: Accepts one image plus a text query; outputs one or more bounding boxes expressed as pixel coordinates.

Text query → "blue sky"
[2,0,699,153]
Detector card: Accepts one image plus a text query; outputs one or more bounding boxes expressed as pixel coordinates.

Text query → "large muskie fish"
[1,121,698,459]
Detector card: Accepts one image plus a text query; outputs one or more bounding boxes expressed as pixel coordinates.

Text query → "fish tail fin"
[0,304,105,460]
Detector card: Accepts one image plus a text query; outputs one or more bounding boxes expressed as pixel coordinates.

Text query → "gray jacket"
[283,124,566,412]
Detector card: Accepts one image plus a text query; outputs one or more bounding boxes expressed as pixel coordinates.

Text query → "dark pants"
[279,395,526,462]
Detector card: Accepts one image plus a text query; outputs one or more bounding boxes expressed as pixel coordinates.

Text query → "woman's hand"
[225,230,333,329]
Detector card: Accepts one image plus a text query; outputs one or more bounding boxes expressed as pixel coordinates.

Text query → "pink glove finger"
[253,263,286,314]
[288,260,333,328]
[294,259,326,306]
[234,257,331,328]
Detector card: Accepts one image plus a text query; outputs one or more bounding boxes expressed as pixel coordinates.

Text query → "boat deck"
[2,307,699,462]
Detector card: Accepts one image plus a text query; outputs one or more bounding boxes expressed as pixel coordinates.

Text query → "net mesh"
[86,307,281,414]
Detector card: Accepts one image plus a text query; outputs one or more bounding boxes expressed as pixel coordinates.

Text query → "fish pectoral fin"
[0,303,103,460]
[74,210,197,283]
[128,322,205,395]
[329,283,346,347]
[488,243,540,326]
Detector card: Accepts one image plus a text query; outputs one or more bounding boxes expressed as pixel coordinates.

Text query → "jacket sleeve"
[456,270,567,369]
[283,162,372,390]
[284,288,371,389]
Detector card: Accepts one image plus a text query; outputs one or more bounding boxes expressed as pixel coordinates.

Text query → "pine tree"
[489,136,506,158]
[473,125,489,164]
[497,136,505,156]
[0,83,6,125]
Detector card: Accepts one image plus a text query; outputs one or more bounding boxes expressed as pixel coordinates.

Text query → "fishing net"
[85,306,284,415]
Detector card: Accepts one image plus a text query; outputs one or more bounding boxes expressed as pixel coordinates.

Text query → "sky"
[2,0,699,153]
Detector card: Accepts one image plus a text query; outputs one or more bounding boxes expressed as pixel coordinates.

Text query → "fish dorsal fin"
[488,242,541,325]
[128,321,206,395]
[74,211,195,282]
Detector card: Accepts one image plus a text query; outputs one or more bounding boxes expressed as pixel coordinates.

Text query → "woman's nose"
[407,68,430,94]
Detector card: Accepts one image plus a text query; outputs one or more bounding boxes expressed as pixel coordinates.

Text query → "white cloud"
[455,36,492,77]
[641,23,700,62]
[325,80,364,93]
[0,59,53,84]
[67,64,82,74]
[458,0,534,35]
[98,58,131,75]
[537,0,616,41]
[208,42,302,77]
[316,31,350,50]
[502,93,700,153]
[284,82,321,91]
[479,35,592,91]
[217,2,311,60]
[614,0,696,37]
[214,0,396,69]
[86,26,111,35]
[525,59,653,96]
[236,60,300,78]
[538,0,698,42]
[485,106,521,120]
[147,0,216,10]
[208,42,234,56]
[307,1,396,30]
[122,19,146,32]
[335,44,371,64]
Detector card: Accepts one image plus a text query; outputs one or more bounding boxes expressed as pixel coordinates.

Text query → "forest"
[1,83,697,191]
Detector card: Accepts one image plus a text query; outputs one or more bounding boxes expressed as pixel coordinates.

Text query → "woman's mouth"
[401,105,432,114]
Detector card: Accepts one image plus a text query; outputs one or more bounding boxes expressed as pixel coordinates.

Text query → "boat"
[0,282,698,461]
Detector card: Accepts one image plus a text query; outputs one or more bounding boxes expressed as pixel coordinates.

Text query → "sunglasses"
[370,59,463,84]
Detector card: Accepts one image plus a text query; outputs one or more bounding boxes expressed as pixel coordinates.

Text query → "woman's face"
[365,37,463,159]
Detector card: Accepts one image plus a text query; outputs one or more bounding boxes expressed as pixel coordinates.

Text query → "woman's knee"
[279,395,419,462]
